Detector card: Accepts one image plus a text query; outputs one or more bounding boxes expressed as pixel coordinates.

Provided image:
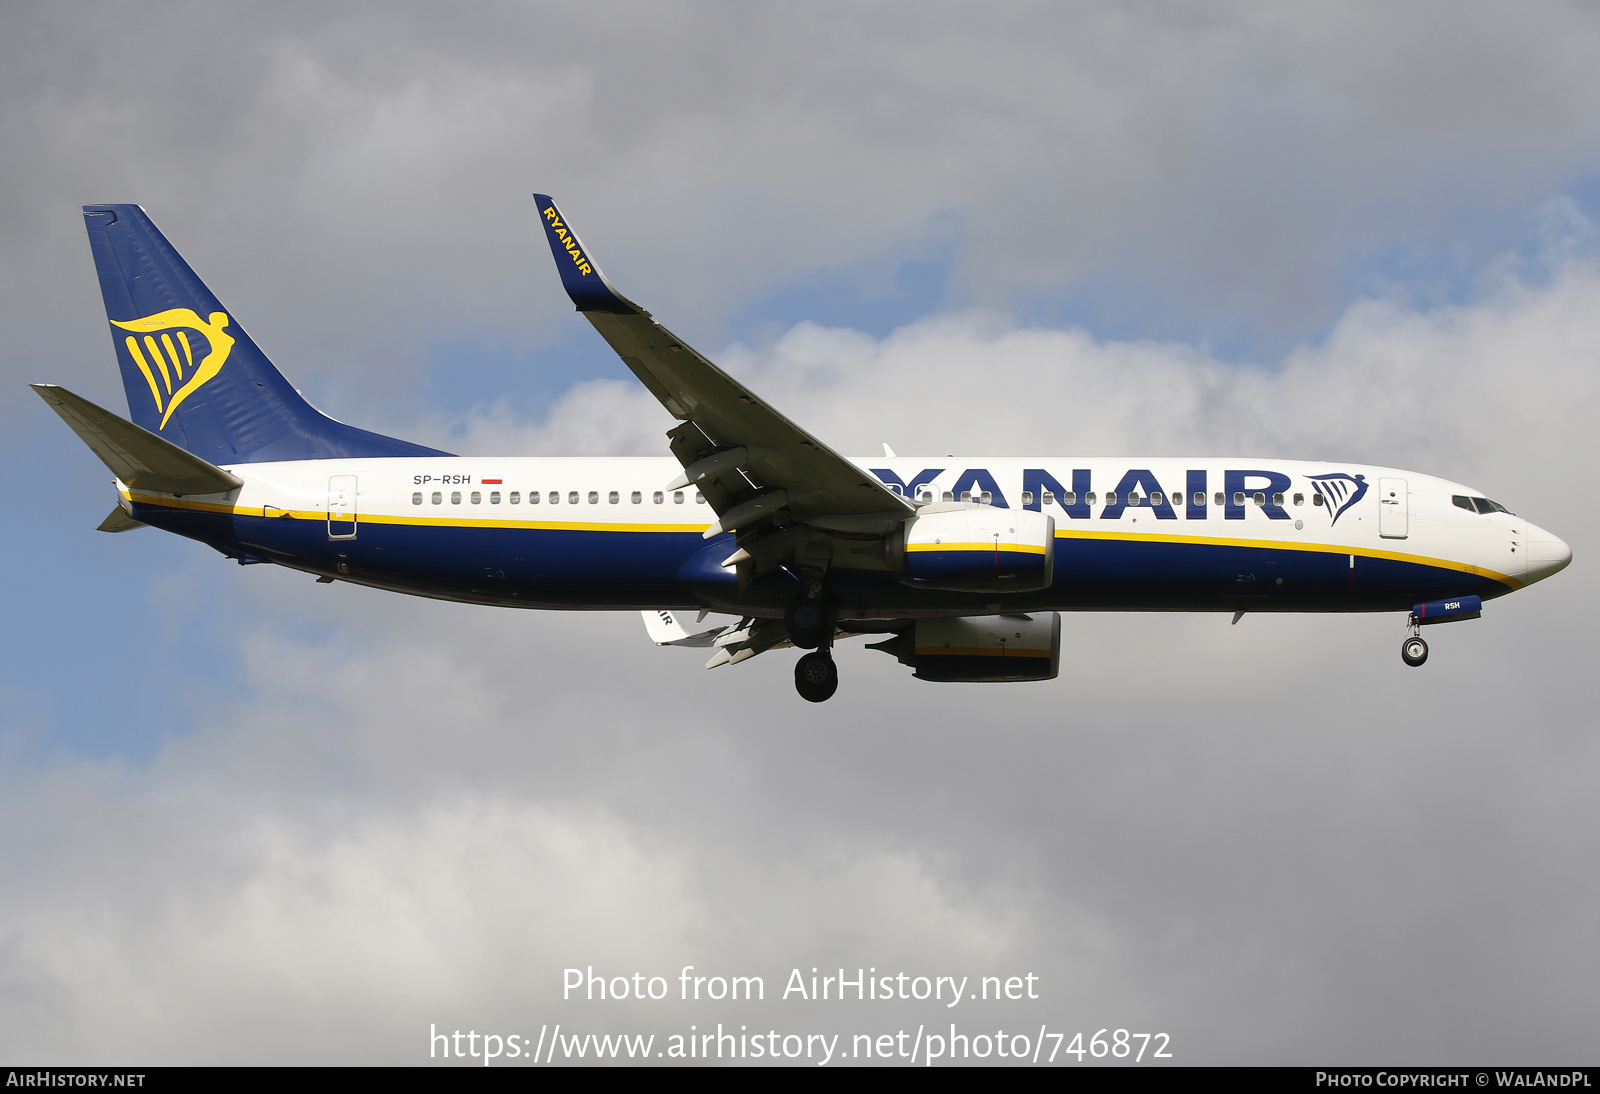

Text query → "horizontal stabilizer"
[97,506,147,533]
[31,383,243,495]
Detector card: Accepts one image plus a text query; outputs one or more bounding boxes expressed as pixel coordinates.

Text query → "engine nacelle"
[868,613,1061,682]
[895,504,1055,592]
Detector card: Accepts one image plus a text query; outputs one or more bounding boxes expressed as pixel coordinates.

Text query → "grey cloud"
[10,1,1600,423]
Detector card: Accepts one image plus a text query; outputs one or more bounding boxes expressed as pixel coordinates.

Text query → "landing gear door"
[328,474,358,540]
[1378,477,1407,539]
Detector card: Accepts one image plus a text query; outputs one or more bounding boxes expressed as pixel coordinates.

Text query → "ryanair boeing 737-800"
[34,196,1572,702]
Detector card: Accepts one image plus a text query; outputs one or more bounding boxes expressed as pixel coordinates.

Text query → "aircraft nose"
[1525,523,1572,584]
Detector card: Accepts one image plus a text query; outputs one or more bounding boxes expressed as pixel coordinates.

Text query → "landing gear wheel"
[1401,635,1429,667]
[784,596,830,650]
[794,651,839,703]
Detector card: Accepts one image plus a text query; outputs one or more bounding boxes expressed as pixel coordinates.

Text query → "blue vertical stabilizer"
[81,204,451,464]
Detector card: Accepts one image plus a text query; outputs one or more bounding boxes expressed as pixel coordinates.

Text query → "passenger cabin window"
[1233,491,1245,505]
[631,491,642,504]
[1021,490,1035,505]
[569,491,579,505]
[431,491,442,505]
[609,491,619,504]
[695,491,706,504]
[1151,492,1163,506]
[412,492,423,505]
[451,491,462,505]
[510,491,520,504]
[490,491,501,504]
[674,491,684,504]
[1086,492,1097,505]
[1215,492,1226,506]
[1128,493,1141,507]
[1293,493,1304,506]
[1253,492,1266,506]
[1272,492,1284,506]
[1312,493,1324,506]
[653,491,664,504]
[1105,491,1118,506]
[919,489,934,502]
[470,491,481,504]
[588,491,599,504]
[1194,491,1206,507]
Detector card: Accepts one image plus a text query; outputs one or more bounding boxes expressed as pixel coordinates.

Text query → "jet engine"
[867,613,1061,682]
[894,504,1055,592]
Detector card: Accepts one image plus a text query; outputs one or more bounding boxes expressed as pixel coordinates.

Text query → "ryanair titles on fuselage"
[869,465,1364,523]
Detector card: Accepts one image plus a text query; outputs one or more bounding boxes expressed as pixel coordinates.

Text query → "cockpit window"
[1456,494,1513,515]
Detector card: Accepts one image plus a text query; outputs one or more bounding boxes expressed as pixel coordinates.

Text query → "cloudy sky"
[3,0,1598,1066]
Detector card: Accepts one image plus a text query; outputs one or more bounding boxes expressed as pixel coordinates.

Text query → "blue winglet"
[532,194,640,314]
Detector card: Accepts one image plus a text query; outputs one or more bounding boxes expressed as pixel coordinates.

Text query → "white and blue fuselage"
[122,455,1569,616]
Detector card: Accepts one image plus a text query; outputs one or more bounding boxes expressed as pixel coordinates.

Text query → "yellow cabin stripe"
[122,491,711,533]
[906,541,1049,555]
[119,491,1521,589]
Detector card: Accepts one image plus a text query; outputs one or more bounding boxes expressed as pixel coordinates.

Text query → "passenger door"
[328,474,358,539]
[1378,477,1407,539]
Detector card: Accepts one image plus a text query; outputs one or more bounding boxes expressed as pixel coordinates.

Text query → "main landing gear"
[784,595,831,649]
[795,651,839,703]
[788,593,838,701]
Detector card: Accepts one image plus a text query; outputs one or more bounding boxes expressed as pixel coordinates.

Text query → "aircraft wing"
[533,195,913,544]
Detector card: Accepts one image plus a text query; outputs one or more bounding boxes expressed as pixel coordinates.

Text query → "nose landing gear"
[1401,621,1429,667]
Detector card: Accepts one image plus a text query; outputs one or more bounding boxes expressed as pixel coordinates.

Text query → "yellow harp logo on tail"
[110,309,235,430]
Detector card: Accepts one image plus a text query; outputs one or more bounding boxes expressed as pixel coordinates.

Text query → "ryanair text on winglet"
[543,206,593,276]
